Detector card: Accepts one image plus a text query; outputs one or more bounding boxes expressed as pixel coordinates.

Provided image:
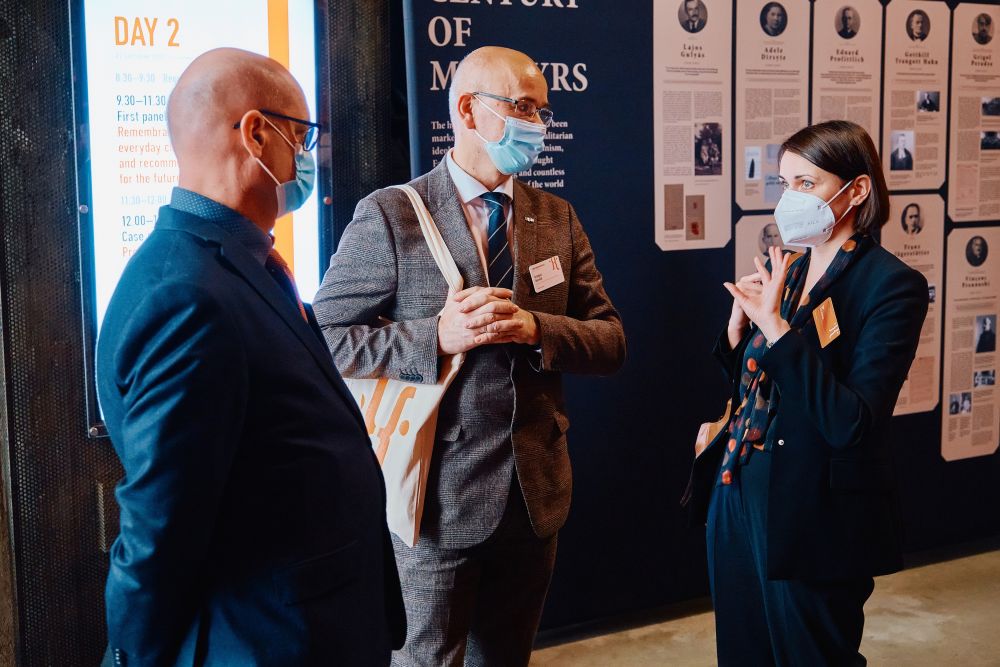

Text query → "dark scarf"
[718,233,873,485]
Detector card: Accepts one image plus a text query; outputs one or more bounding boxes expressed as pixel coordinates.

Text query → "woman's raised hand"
[727,271,762,348]
[723,245,792,344]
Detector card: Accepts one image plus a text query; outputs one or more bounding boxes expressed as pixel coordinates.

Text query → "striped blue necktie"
[481,191,513,290]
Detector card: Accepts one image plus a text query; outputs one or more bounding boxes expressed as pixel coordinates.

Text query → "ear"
[238,110,267,158]
[849,174,871,207]
[456,92,478,131]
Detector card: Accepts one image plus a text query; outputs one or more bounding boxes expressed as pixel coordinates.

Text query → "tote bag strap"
[390,184,464,292]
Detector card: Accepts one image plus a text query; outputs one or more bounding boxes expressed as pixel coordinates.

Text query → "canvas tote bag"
[694,399,731,458]
[343,184,464,546]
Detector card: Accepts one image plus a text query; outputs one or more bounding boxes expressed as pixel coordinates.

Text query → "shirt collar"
[445,150,514,205]
[169,187,272,265]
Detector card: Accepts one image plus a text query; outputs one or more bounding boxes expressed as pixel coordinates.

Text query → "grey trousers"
[390,481,558,667]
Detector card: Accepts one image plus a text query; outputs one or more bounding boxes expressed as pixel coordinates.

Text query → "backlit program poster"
[883,194,943,415]
[653,0,733,250]
[882,0,950,191]
[948,3,1000,223]
[81,0,319,329]
[942,227,1000,461]
[811,0,883,140]
[735,0,810,212]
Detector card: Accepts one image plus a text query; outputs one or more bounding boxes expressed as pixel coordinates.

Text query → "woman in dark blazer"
[684,121,928,666]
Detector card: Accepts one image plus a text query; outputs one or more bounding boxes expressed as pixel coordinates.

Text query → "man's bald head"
[447,46,549,189]
[448,47,545,125]
[166,48,310,231]
[167,48,305,164]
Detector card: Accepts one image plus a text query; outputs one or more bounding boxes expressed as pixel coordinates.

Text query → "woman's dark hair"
[778,120,889,235]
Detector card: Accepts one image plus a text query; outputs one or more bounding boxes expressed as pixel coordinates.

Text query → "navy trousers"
[707,449,875,667]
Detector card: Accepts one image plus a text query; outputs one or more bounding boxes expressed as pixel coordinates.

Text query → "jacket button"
[777,439,784,446]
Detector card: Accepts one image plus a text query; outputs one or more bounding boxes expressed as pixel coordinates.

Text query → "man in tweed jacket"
[313,46,625,666]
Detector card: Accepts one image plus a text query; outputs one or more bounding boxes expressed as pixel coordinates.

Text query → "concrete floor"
[531,548,1000,666]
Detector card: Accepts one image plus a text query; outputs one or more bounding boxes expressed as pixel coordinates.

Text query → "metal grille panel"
[0,1,392,663]
[0,1,122,664]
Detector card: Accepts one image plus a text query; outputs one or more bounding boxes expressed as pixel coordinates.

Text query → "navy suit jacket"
[97,205,405,666]
[685,242,928,581]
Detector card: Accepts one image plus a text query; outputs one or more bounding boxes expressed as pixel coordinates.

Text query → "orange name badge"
[813,297,841,348]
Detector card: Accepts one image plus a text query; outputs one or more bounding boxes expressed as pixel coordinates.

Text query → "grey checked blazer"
[313,160,625,548]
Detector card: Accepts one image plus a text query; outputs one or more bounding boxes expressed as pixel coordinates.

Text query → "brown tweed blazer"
[313,160,625,548]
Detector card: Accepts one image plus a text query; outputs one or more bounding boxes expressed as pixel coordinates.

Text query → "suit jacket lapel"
[511,180,539,304]
[423,161,488,289]
[156,208,364,427]
[216,240,337,373]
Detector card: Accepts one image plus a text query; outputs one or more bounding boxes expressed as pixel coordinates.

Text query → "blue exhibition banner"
[398,1,722,630]
[402,0,600,200]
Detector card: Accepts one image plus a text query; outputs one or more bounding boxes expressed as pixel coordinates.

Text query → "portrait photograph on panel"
[889,130,914,171]
[976,315,997,354]
[694,123,723,176]
[758,222,783,256]
[760,2,787,37]
[974,369,996,387]
[744,146,761,180]
[835,6,860,39]
[906,9,930,41]
[982,131,1000,151]
[973,13,994,45]
[678,0,708,33]
[900,202,923,235]
[917,91,940,113]
[983,97,1000,116]
[967,235,989,267]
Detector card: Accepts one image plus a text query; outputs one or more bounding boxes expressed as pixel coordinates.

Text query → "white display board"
[942,226,1000,461]
[652,0,733,251]
[81,0,320,329]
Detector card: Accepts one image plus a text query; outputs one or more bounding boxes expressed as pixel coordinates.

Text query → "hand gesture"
[725,271,763,348]
[723,245,791,343]
[729,272,762,327]
[458,288,540,346]
[437,287,518,355]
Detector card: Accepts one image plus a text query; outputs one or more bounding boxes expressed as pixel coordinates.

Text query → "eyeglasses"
[473,92,554,126]
[232,109,322,151]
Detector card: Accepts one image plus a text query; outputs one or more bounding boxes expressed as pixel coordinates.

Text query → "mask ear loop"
[261,115,297,151]
[472,95,509,144]
[826,177,855,204]
[834,202,854,225]
[825,177,858,225]
[248,115,300,186]
[254,157,281,187]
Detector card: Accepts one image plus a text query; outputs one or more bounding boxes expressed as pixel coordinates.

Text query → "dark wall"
[387,0,1000,634]
[0,1,997,664]
[0,2,120,664]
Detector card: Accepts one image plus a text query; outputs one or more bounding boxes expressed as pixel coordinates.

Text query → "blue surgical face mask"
[252,116,316,217]
[474,97,547,175]
[773,177,855,248]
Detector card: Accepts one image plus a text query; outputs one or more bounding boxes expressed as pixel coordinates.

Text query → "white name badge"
[529,256,565,293]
